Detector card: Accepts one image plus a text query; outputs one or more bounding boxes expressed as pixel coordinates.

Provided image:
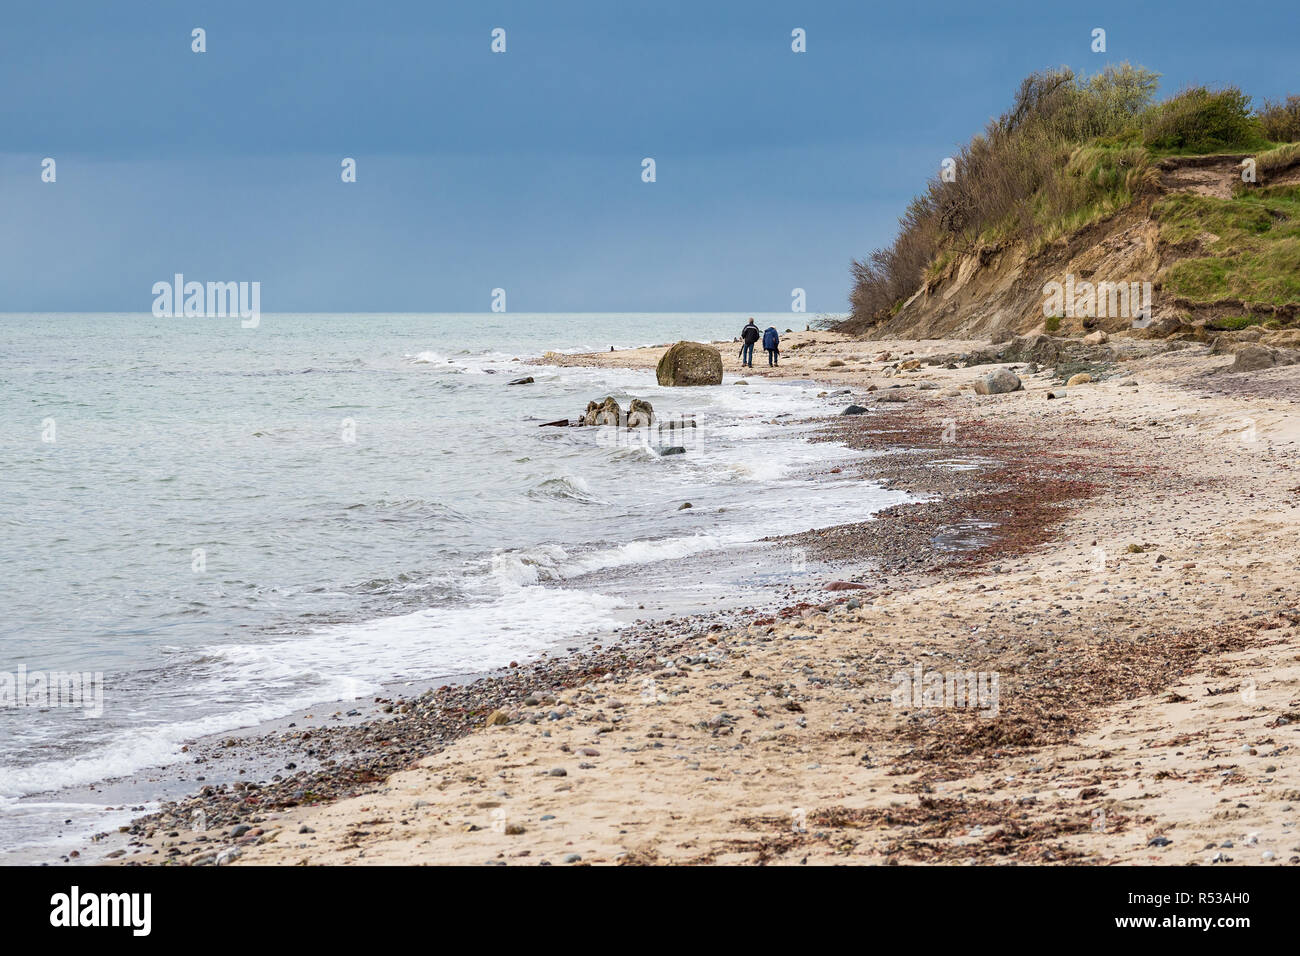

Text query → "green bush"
[1044,315,1062,333]
[1258,95,1300,143]
[1206,315,1263,330]
[1141,86,1268,153]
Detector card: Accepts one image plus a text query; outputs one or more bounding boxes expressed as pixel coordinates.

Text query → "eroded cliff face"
[865,208,1161,341]
[857,154,1300,341]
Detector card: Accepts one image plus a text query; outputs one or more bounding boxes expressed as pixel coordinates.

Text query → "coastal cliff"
[841,67,1300,344]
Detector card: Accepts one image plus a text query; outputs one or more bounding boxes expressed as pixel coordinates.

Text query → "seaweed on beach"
[861,620,1261,809]
[768,404,1162,579]
[730,796,1114,864]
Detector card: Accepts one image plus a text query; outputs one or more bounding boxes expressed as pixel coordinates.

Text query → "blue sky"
[2,0,1297,313]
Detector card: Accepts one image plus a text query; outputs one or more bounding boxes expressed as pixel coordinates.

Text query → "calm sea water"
[0,312,903,858]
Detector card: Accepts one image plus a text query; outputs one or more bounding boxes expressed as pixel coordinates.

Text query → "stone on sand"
[973,369,1023,395]
[1230,345,1300,373]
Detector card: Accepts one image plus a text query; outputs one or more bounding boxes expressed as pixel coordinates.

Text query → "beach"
[110,331,1300,866]
[5,311,900,863]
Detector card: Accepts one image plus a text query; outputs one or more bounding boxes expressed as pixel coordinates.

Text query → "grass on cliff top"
[1157,185,1300,306]
[1258,142,1300,175]
[1035,145,1160,247]
[955,144,1159,255]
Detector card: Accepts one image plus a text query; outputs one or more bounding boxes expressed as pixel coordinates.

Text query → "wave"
[488,544,570,587]
[408,349,528,375]
[487,532,733,588]
[559,533,732,577]
[526,475,605,504]
[409,350,460,368]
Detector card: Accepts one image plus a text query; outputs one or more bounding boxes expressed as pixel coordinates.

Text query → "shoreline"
[17,359,886,866]
[96,332,1300,864]
[19,531,866,866]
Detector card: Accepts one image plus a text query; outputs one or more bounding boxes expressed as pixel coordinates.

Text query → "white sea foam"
[0,582,625,799]
[291,585,626,679]
[409,350,458,366]
[559,534,734,576]
[0,681,363,798]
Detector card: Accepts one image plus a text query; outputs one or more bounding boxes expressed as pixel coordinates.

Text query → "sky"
[2,0,1297,313]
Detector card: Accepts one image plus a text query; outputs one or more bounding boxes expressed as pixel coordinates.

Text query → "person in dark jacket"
[762,326,780,366]
[739,319,760,367]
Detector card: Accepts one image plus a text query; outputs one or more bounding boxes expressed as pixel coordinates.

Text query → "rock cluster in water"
[579,397,654,426]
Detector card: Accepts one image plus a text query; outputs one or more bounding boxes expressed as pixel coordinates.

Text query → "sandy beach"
[108,330,1300,866]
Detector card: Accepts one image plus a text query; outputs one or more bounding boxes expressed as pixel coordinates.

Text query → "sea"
[0,312,906,862]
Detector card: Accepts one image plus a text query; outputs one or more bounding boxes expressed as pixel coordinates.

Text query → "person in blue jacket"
[762,326,780,366]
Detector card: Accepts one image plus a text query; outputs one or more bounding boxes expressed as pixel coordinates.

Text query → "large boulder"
[656,341,723,386]
[973,369,1023,395]
[965,333,1116,369]
[1231,345,1300,373]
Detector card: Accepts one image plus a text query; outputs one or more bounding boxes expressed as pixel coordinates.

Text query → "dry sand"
[133,332,1300,866]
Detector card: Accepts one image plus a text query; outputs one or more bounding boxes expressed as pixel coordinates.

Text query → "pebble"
[215,846,242,866]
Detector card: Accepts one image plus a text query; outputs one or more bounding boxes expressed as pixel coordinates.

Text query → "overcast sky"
[3,0,1297,312]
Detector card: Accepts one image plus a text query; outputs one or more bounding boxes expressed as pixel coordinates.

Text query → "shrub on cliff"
[1258,95,1300,144]
[1140,86,1267,153]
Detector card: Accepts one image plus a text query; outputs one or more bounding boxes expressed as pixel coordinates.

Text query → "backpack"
[762,327,779,350]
